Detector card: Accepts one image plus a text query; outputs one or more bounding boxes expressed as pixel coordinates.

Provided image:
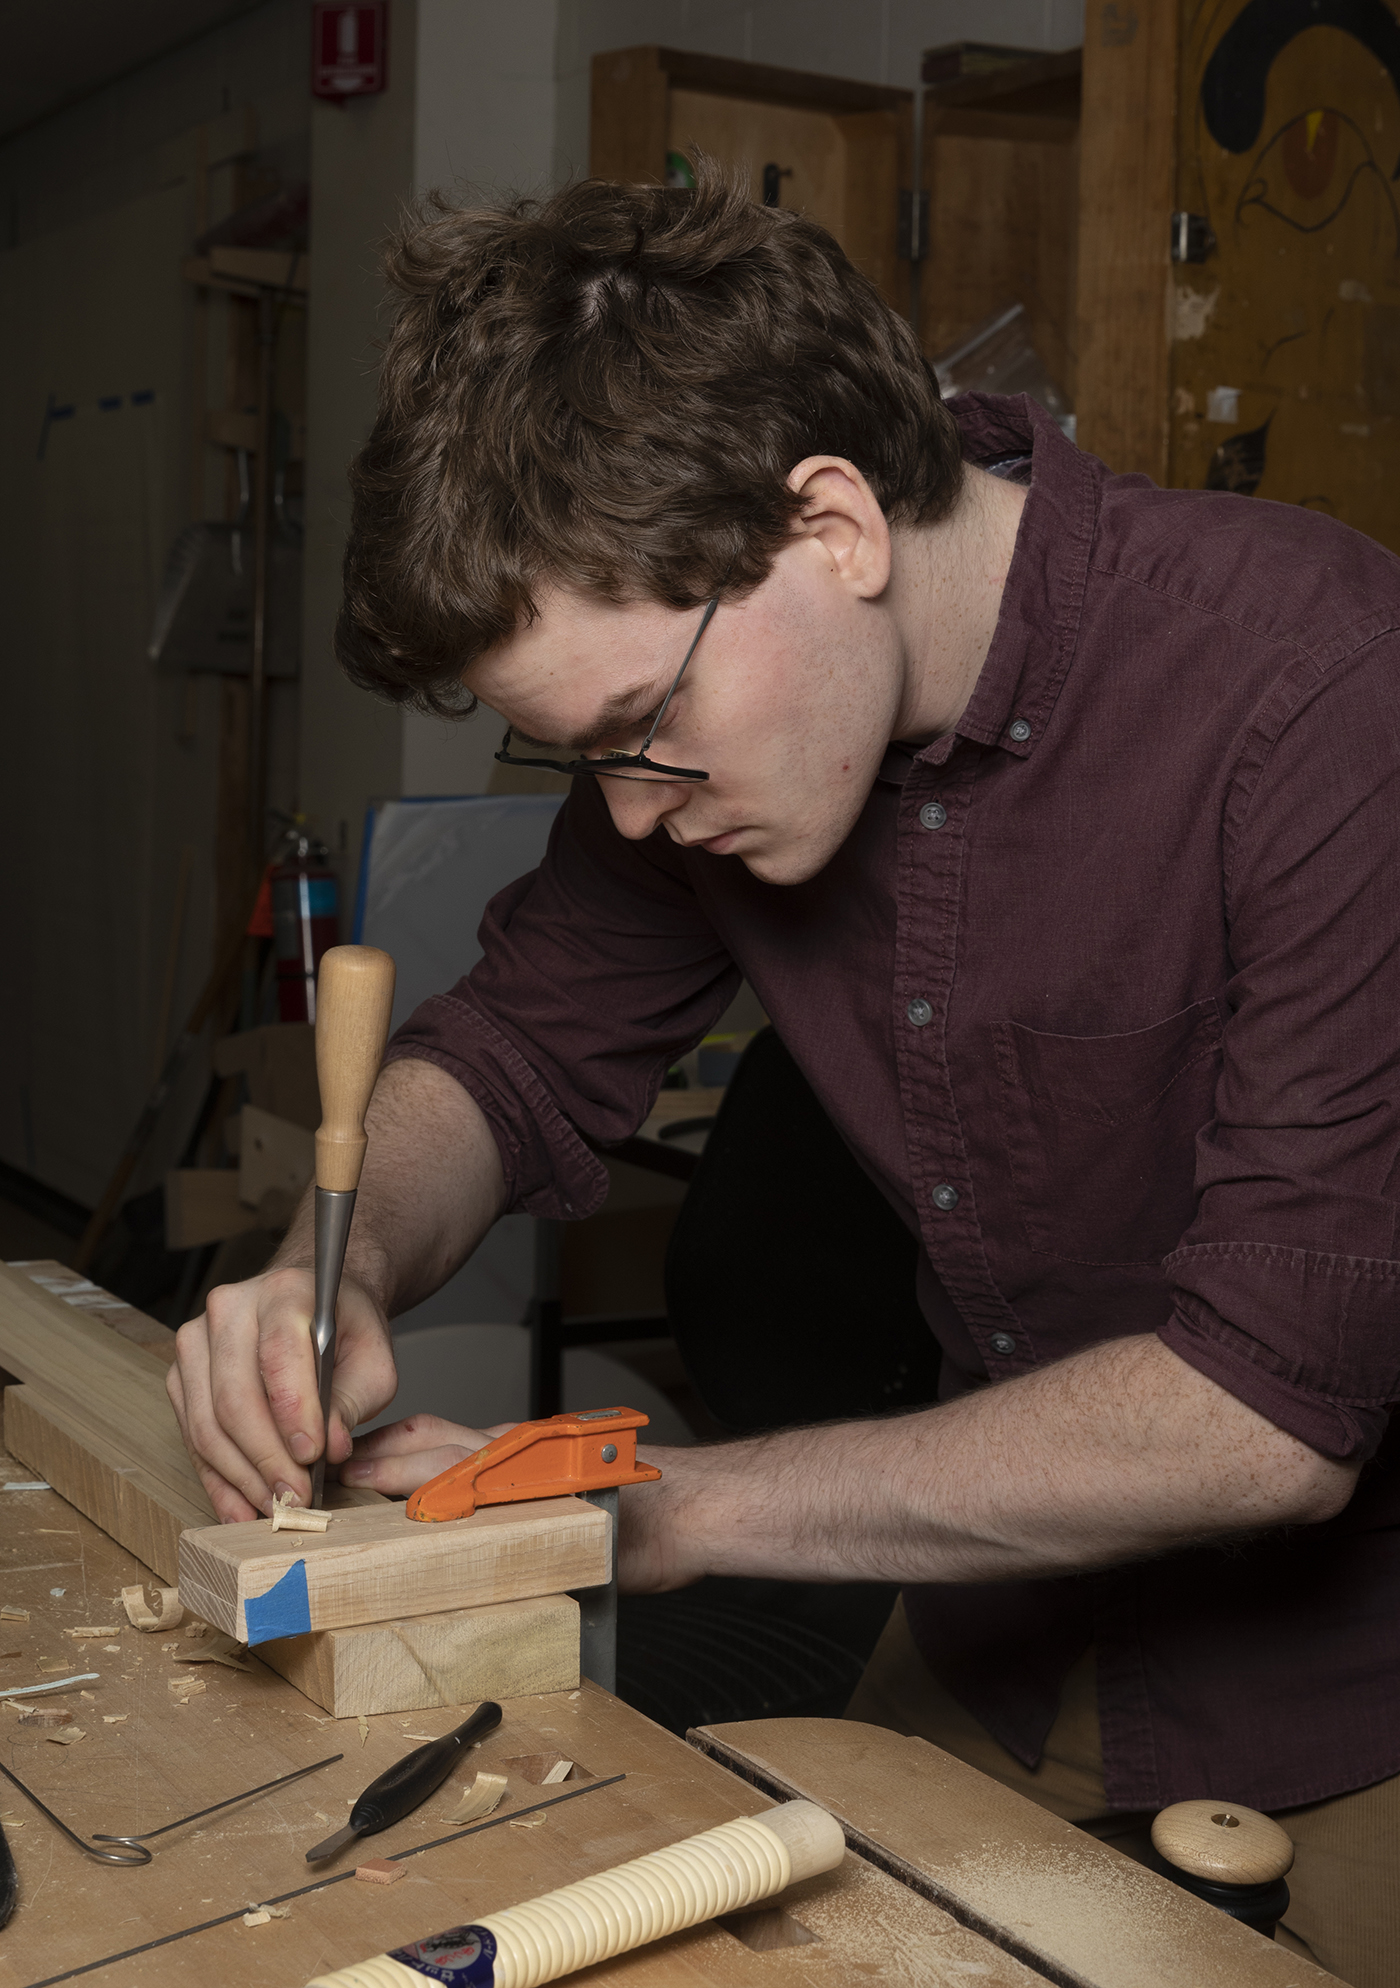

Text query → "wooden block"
[164,1168,261,1248]
[213,1022,319,1129]
[180,1498,608,1645]
[692,1719,1340,1988]
[11,1260,177,1363]
[0,1262,386,1582]
[256,1594,580,1716]
[238,1104,314,1210]
[354,1858,404,1883]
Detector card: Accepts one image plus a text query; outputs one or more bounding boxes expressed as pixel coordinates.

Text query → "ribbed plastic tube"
[305,1800,844,1988]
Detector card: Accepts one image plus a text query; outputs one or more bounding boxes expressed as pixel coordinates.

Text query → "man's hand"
[167,1266,397,1522]
[338,1414,513,1494]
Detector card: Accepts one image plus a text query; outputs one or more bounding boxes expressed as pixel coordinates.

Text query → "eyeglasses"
[494,596,718,783]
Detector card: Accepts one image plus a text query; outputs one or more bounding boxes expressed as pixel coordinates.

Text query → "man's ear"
[785,455,892,599]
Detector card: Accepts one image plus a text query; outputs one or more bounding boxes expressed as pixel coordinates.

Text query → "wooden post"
[1076,0,1180,478]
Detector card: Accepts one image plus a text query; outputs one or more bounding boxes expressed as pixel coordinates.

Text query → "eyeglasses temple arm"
[638,595,721,754]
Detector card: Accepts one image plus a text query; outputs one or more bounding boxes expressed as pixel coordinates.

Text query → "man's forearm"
[272,1057,507,1318]
[627,1334,1358,1591]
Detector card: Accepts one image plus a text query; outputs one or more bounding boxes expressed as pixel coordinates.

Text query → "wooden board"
[693,1718,1342,1988]
[257,1594,580,1716]
[164,1166,262,1247]
[1075,0,1179,477]
[0,1261,385,1584]
[179,1497,610,1645]
[1169,1,1400,553]
[0,1449,1045,1988]
[8,1258,178,1363]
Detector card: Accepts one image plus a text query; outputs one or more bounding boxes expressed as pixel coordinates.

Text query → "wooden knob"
[314,946,396,1193]
[1151,1800,1294,1886]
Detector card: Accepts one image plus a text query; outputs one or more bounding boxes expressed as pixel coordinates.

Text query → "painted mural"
[1172,0,1400,551]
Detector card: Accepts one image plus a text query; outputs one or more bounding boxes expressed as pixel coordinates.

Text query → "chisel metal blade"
[305,1821,361,1864]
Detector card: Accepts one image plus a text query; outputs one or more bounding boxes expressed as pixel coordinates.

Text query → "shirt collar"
[917,393,1101,767]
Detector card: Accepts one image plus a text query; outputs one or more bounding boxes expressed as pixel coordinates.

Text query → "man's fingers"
[339,1440,478,1496]
[238,1269,327,1468]
[200,1286,312,1504]
[169,1323,287,1518]
[325,1311,400,1463]
[349,1413,491,1462]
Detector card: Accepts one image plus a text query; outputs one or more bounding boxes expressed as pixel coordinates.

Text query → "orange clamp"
[405,1406,662,1523]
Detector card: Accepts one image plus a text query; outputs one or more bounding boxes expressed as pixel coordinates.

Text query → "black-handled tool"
[304,1701,502,1863]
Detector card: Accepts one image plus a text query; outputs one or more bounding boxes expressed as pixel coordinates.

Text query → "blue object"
[244,1560,312,1644]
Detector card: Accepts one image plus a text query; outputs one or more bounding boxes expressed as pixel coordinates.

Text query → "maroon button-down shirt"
[387,394,1400,1812]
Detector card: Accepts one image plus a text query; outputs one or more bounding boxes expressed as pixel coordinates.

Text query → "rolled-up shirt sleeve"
[383,780,741,1219]
[1159,628,1400,1461]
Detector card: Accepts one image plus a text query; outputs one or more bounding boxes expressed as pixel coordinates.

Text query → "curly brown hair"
[336,162,964,716]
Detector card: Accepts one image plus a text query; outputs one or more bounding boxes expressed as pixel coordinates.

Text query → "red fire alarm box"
[312,3,387,99]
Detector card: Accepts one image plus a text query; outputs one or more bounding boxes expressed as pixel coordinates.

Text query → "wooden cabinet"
[920,46,1082,410]
[590,46,914,316]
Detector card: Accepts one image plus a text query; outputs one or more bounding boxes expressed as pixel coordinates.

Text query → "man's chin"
[739,838,841,888]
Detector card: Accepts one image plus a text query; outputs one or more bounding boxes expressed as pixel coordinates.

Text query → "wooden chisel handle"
[315,947,396,1193]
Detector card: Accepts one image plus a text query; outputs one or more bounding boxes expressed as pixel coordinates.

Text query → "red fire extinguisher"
[265,823,339,1023]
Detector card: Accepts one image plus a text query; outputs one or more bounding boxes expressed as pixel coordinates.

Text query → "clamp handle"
[406,1407,662,1522]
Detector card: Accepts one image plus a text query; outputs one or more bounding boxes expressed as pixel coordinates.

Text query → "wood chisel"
[310,944,396,1507]
[305,1701,502,1863]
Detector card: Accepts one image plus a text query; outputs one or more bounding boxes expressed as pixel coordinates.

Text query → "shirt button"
[906,997,933,1027]
[919,801,947,830]
[990,1331,1017,1356]
[932,1183,959,1211]
[1008,718,1032,743]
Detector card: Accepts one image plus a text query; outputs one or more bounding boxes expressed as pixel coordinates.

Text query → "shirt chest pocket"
[992,999,1224,1265]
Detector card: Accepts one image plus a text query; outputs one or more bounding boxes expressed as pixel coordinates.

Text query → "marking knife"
[310,943,396,1507]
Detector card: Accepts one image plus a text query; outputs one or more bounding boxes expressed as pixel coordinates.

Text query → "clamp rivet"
[600,1443,618,1464]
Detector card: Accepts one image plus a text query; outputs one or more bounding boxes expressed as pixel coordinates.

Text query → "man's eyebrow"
[515,674,673,754]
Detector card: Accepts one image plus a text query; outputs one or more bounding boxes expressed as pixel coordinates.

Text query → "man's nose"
[602,777,689,841]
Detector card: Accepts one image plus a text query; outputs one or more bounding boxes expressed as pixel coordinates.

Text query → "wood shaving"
[509,1814,547,1830]
[0,1651,19,1660]
[444,1772,508,1826]
[103,1714,128,1724]
[122,1584,183,1632]
[169,1676,206,1698]
[37,1659,69,1672]
[540,1759,573,1785]
[46,1727,85,1745]
[358,1714,369,1747]
[243,1902,289,1924]
[176,1632,250,1672]
[66,1627,118,1640]
[270,1493,332,1533]
[1,1608,30,1623]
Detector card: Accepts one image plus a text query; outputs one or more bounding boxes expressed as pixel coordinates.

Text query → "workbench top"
[0,1443,1040,1988]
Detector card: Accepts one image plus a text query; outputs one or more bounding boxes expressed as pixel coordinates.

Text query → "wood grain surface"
[257,1595,580,1717]
[693,1718,1342,1988]
[178,1498,609,1644]
[0,1449,1047,1988]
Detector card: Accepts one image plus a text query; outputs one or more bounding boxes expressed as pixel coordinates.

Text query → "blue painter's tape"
[244,1559,311,1645]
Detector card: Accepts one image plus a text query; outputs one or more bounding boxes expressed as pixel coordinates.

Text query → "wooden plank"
[1075,0,1179,475]
[178,1497,610,1644]
[692,1718,1342,1988]
[257,1594,580,1716]
[0,1446,1040,1988]
[0,1261,385,1582]
[5,1384,210,1584]
[590,45,669,181]
[655,46,909,115]
[8,1257,177,1362]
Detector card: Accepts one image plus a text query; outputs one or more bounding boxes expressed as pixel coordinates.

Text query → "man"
[168,171,1400,1982]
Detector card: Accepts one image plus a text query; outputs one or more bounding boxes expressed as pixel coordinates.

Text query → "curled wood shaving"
[509,1814,547,1830]
[243,1902,290,1925]
[122,1584,183,1632]
[175,1632,250,1672]
[358,1715,369,1747]
[540,1759,573,1785]
[444,1771,508,1826]
[270,1493,332,1533]
[46,1727,85,1745]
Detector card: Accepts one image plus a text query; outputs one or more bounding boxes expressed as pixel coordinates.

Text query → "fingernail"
[289,1432,316,1464]
[274,1481,300,1506]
